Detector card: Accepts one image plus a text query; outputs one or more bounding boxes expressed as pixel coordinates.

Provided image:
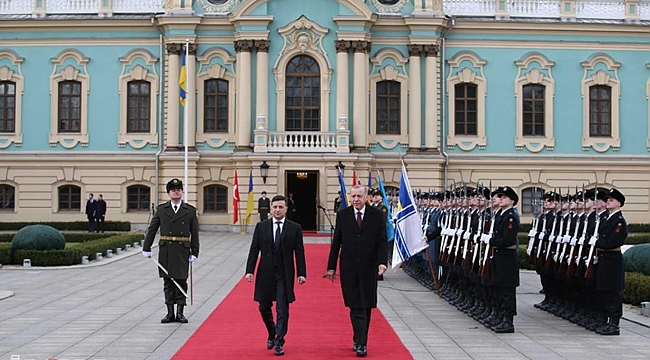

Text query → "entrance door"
[286,171,318,230]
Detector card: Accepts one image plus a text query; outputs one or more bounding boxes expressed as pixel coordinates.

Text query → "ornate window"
[0,81,15,133]
[581,53,620,152]
[447,51,487,151]
[454,84,477,136]
[197,47,236,148]
[0,50,23,148]
[285,55,320,131]
[127,185,150,212]
[514,52,555,152]
[50,49,90,148]
[370,0,410,13]
[521,187,544,215]
[118,49,159,148]
[376,80,400,135]
[58,81,81,133]
[58,185,81,211]
[204,185,228,212]
[0,184,14,210]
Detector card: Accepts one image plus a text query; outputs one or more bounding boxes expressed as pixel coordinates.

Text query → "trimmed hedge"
[10,233,144,266]
[623,243,650,276]
[0,221,130,231]
[0,232,113,243]
[0,243,11,264]
[518,245,536,271]
[622,272,650,306]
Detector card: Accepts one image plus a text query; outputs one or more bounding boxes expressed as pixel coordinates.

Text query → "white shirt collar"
[273,217,286,224]
[606,209,621,220]
[355,206,366,216]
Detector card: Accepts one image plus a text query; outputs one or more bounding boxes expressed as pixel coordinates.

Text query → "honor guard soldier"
[142,178,200,324]
[259,191,271,221]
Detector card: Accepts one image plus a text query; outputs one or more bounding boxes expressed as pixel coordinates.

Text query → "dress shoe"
[176,305,188,323]
[161,304,175,323]
[267,339,275,350]
[352,344,359,352]
[356,345,367,357]
[274,345,284,356]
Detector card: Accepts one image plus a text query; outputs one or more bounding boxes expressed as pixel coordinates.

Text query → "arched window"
[127,80,151,133]
[0,81,16,133]
[0,184,15,210]
[204,79,229,132]
[454,83,477,136]
[589,85,611,137]
[58,185,81,211]
[522,84,545,136]
[521,187,544,215]
[376,80,400,134]
[204,185,228,212]
[127,185,150,211]
[285,55,320,131]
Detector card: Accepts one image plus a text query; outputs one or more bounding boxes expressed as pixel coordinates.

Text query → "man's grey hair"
[351,185,367,195]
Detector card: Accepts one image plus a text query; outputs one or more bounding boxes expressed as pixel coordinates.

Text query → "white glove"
[481,234,491,244]
[526,245,532,256]
[588,236,597,246]
[473,234,480,243]
[549,235,555,243]
[189,255,197,263]
[528,230,536,237]
[578,236,585,245]
[563,235,571,244]
[142,251,152,258]
[463,232,470,240]
[570,237,577,246]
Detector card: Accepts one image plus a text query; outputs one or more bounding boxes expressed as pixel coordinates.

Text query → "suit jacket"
[95,199,107,218]
[143,201,200,279]
[85,199,96,217]
[490,207,520,288]
[327,205,387,309]
[246,218,307,303]
[595,211,627,292]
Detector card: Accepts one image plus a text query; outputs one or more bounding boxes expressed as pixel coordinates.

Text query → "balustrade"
[0,0,164,15]
[268,132,338,153]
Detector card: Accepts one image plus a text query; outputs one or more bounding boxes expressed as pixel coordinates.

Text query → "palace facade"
[0,0,649,230]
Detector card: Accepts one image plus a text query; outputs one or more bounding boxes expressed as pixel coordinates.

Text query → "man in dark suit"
[246,194,307,356]
[95,194,107,233]
[85,193,96,233]
[327,185,388,357]
[287,192,296,220]
[142,178,200,324]
[258,191,271,221]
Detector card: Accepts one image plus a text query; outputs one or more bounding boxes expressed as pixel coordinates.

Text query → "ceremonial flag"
[179,51,187,106]
[245,170,254,225]
[367,171,372,188]
[233,170,240,224]
[337,169,349,210]
[377,171,395,242]
[352,171,359,186]
[392,164,428,269]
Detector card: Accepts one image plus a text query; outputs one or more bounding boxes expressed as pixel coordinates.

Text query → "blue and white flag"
[392,164,428,269]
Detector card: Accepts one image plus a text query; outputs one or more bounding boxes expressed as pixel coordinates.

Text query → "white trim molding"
[514,52,555,152]
[118,49,159,149]
[447,51,487,151]
[580,53,621,152]
[51,180,84,214]
[369,48,408,149]
[274,16,332,132]
[49,49,91,148]
[197,47,237,148]
[0,49,24,148]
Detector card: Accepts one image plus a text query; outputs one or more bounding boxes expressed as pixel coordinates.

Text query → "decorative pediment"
[525,69,545,84]
[379,66,399,81]
[274,16,332,70]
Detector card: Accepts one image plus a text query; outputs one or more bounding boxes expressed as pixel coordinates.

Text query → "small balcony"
[253,115,350,154]
[0,0,165,16]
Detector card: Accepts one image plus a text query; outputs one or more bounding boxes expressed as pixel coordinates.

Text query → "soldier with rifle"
[534,190,559,311]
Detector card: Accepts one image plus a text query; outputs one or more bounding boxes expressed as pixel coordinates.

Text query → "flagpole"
[183,39,189,198]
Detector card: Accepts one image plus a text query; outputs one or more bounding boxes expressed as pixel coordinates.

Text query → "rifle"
[471,189,485,274]
[480,181,494,279]
[567,185,587,276]
[461,185,474,270]
[544,189,561,269]
[555,185,573,273]
[526,187,540,264]
[452,190,466,267]
[440,188,452,263]
[585,185,601,279]
[533,197,549,265]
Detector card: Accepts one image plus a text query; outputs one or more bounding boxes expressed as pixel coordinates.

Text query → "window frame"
[588,85,611,137]
[0,184,15,211]
[285,55,321,132]
[203,78,229,133]
[126,185,151,212]
[0,81,16,134]
[0,49,24,148]
[203,184,228,213]
[522,84,545,137]
[453,83,478,136]
[521,187,544,215]
[57,80,82,133]
[58,185,81,211]
[126,80,151,133]
[375,80,401,135]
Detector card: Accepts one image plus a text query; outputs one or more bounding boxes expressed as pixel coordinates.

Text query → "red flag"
[352,171,359,186]
[233,170,240,224]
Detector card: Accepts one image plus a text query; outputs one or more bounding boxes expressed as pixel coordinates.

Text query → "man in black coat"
[258,191,271,221]
[246,194,306,356]
[327,185,388,357]
[94,194,107,233]
[142,178,200,324]
[85,193,96,233]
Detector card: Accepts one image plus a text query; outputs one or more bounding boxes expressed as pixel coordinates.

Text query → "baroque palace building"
[0,0,649,230]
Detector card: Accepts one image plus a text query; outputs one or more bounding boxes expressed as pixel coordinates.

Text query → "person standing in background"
[85,193,96,233]
[259,191,271,222]
[95,194,107,233]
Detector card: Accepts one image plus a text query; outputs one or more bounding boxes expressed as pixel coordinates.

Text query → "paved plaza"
[0,232,649,360]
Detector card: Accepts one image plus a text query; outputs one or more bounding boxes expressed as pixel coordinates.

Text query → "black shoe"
[176,305,188,323]
[275,345,284,356]
[378,275,384,281]
[161,304,175,323]
[267,339,275,350]
[352,344,359,352]
[493,320,515,333]
[356,345,367,357]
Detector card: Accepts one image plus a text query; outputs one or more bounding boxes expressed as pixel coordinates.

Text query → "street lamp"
[260,161,270,184]
[334,161,345,173]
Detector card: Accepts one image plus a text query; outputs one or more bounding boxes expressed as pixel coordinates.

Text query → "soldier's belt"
[598,247,621,252]
[493,245,517,250]
[160,236,190,242]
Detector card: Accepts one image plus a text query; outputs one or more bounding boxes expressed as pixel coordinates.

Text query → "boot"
[161,304,175,323]
[596,317,620,336]
[493,315,515,333]
[176,304,188,323]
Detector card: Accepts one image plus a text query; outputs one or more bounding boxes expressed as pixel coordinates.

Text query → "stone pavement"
[0,232,648,360]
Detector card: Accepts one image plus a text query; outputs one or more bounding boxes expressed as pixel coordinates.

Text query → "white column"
[235,40,253,149]
[408,45,423,149]
[255,40,270,126]
[166,43,181,149]
[424,45,439,149]
[352,41,370,149]
[335,40,350,131]
[187,44,197,148]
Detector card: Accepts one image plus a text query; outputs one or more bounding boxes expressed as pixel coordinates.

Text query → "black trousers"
[95,216,104,232]
[260,212,269,221]
[498,286,517,317]
[163,277,187,305]
[259,273,289,346]
[87,215,95,232]
[598,290,623,319]
[350,308,372,347]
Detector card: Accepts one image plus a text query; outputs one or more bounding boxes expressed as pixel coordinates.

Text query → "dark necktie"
[173,205,178,212]
[357,212,362,229]
[275,221,282,245]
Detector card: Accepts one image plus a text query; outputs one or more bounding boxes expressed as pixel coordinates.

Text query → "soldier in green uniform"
[258,191,271,221]
[143,178,200,324]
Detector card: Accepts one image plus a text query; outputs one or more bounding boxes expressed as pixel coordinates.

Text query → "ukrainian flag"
[179,52,187,106]
[245,170,254,225]
[337,169,349,210]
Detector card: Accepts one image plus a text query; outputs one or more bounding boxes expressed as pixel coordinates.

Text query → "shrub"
[622,272,650,306]
[0,232,113,243]
[626,233,650,245]
[628,224,650,233]
[518,245,536,271]
[0,243,11,264]
[623,243,650,276]
[0,221,131,231]
[11,225,65,251]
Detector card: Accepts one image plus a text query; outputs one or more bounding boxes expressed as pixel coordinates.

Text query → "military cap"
[591,187,609,201]
[561,194,573,202]
[374,189,384,197]
[491,186,505,197]
[166,178,183,193]
[434,192,444,201]
[543,191,559,202]
[498,186,519,206]
[604,188,625,207]
[477,187,491,199]
[573,190,585,201]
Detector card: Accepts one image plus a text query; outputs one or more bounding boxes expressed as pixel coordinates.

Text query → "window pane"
[455,85,465,98]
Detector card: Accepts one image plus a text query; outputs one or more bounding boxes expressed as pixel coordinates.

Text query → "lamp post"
[260,161,270,184]
[335,161,345,173]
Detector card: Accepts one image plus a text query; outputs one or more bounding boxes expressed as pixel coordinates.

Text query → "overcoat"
[327,205,388,309]
[595,211,627,292]
[245,218,307,303]
[143,201,200,279]
[490,207,520,288]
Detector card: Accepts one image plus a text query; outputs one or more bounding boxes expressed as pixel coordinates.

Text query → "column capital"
[352,41,371,54]
[166,43,183,55]
[254,40,271,52]
[407,44,424,57]
[335,40,351,53]
[187,43,198,56]
[424,45,439,57]
[234,40,254,53]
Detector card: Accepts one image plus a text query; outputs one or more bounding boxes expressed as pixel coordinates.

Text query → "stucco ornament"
[276,16,330,67]
[197,0,240,13]
[370,0,410,13]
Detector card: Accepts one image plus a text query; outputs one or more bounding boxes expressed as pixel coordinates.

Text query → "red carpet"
[302,230,333,238]
[172,244,413,359]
